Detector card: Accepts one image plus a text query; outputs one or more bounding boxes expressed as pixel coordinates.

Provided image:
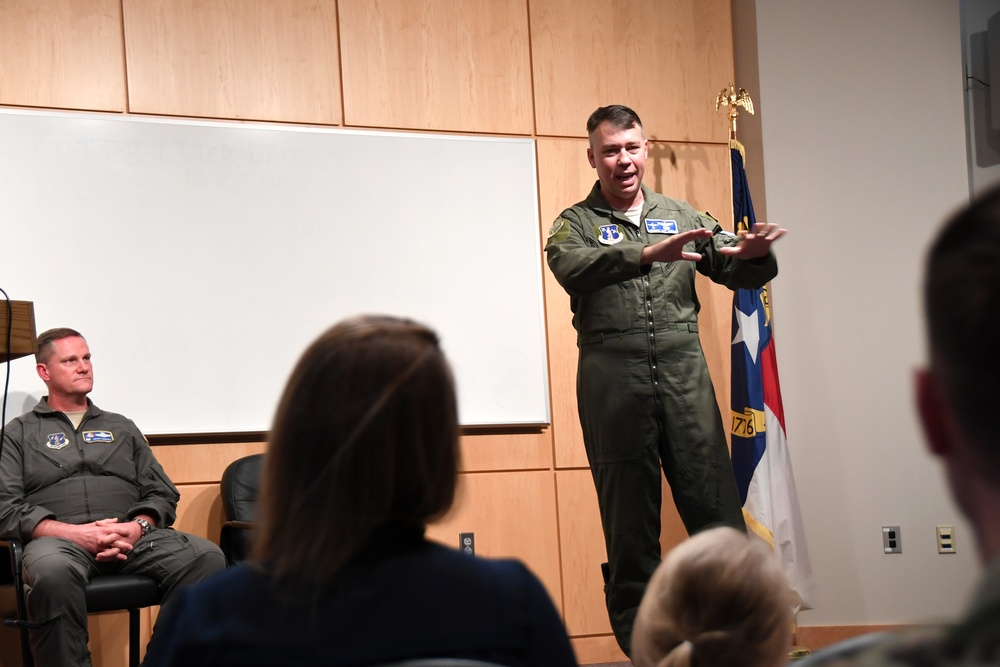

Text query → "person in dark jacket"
[545,104,784,655]
[0,327,226,667]
[140,315,577,667]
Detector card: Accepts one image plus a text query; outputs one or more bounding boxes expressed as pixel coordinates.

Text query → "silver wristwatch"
[132,517,153,537]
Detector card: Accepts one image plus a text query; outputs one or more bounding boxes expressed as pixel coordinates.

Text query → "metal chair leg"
[128,607,141,667]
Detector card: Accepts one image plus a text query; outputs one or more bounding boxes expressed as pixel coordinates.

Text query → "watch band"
[132,517,152,537]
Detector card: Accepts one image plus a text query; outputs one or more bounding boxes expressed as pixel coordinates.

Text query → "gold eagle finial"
[715,83,754,141]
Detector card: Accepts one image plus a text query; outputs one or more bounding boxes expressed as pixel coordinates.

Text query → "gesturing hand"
[640,228,714,265]
[719,222,786,259]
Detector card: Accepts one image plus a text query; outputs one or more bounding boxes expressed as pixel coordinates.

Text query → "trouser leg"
[657,335,746,533]
[589,446,663,656]
[121,528,226,636]
[22,538,98,667]
[577,341,663,657]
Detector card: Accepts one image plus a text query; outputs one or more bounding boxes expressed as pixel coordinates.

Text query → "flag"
[729,141,815,610]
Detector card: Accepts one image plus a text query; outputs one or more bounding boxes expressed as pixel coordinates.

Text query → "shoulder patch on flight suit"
[547,218,571,244]
[46,433,69,449]
[596,223,623,245]
[83,430,114,443]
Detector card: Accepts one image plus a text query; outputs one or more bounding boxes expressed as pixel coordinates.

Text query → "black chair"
[219,453,263,565]
[0,536,162,667]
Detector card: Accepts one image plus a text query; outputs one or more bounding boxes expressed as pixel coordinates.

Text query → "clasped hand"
[86,517,138,562]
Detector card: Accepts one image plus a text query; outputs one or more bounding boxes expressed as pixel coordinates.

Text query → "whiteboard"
[0,109,550,433]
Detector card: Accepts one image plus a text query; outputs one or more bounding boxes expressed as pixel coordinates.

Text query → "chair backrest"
[219,453,264,564]
[221,453,264,523]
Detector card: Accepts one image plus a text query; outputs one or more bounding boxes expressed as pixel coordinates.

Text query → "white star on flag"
[732,306,761,363]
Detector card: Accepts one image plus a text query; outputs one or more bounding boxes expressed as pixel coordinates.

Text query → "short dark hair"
[35,327,85,364]
[586,104,644,136]
[924,185,1000,454]
[253,315,460,590]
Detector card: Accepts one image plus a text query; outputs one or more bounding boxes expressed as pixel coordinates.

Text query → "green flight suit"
[545,182,778,655]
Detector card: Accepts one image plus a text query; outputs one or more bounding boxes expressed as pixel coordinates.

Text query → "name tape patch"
[645,219,678,234]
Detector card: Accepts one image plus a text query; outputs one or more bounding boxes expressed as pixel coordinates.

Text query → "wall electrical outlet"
[936,525,956,554]
[459,532,475,556]
[882,525,902,554]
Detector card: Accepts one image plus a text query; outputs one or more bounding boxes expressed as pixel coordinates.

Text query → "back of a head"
[632,527,792,667]
[253,314,460,587]
[925,185,1000,457]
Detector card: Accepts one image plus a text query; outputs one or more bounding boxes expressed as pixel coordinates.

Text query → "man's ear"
[915,368,954,458]
[587,147,596,169]
[36,362,50,383]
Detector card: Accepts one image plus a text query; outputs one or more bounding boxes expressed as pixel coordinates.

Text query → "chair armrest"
[222,520,256,531]
[220,520,257,565]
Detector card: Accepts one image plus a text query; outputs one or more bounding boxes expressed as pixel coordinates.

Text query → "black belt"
[577,322,698,346]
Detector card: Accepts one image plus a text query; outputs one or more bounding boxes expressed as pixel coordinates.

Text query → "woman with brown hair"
[631,526,792,667]
[142,315,576,667]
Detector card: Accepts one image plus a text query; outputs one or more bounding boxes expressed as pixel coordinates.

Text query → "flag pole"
[715,82,754,160]
[717,84,814,659]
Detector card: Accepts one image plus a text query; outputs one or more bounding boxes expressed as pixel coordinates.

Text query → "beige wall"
[0,1,738,664]
[735,0,977,633]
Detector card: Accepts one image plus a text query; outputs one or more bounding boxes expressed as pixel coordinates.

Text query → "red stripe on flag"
[760,339,785,432]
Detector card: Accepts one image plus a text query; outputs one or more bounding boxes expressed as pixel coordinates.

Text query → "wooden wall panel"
[426,471,562,613]
[536,137,592,470]
[122,0,341,124]
[529,0,734,141]
[458,430,554,472]
[153,431,550,487]
[88,610,131,667]
[556,470,687,635]
[0,0,126,111]
[155,442,266,485]
[557,469,688,664]
[338,0,533,133]
[175,483,224,542]
[556,469,611,636]
[0,625,20,667]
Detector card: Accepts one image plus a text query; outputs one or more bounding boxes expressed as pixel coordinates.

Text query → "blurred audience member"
[631,526,792,667]
[142,315,577,667]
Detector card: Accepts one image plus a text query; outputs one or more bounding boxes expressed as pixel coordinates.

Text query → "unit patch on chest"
[597,224,623,245]
[83,430,114,444]
[46,433,69,450]
[645,219,678,234]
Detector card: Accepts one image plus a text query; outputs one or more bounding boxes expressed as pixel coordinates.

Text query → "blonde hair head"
[631,526,792,667]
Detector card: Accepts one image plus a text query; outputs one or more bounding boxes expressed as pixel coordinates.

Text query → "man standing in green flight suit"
[545,104,785,656]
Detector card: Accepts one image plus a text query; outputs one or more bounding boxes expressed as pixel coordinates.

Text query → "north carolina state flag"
[729,143,815,610]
